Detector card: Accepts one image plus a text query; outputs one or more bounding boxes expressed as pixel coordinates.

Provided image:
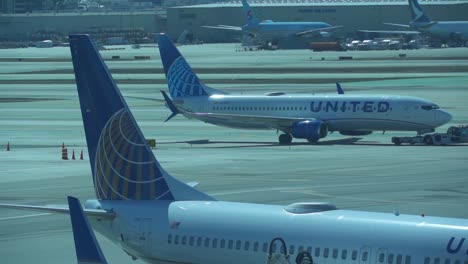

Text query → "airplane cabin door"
[137,218,152,254]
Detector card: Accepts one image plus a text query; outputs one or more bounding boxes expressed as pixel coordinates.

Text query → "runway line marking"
[0,213,51,221]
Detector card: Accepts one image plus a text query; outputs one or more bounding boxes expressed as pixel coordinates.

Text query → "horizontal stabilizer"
[0,202,115,219]
[202,25,243,31]
[68,196,108,264]
[384,23,412,28]
[161,90,179,122]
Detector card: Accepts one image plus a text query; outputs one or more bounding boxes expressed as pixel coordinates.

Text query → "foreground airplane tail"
[242,0,260,26]
[157,34,225,98]
[408,0,431,24]
[69,34,213,201]
[68,196,108,264]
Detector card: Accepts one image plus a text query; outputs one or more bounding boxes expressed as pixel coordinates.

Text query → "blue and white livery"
[157,34,452,144]
[203,0,341,44]
[0,34,466,264]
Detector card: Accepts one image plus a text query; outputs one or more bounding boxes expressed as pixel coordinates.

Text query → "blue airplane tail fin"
[69,34,213,201]
[158,34,224,98]
[242,0,260,26]
[408,0,431,23]
[336,83,344,94]
[68,196,108,264]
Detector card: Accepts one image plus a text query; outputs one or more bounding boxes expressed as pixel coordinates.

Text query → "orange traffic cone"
[72,149,76,160]
[62,147,68,160]
[79,150,84,160]
[6,142,10,151]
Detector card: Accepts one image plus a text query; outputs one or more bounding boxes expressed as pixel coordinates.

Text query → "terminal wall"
[167,2,468,42]
[0,11,164,41]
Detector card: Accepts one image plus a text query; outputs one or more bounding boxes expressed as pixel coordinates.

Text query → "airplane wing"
[295,25,343,36]
[202,25,243,31]
[190,112,311,131]
[383,23,412,28]
[0,203,115,219]
[357,29,421,35]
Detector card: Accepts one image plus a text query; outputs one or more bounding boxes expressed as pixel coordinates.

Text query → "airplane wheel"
[392,137,401,145]
[307,138,319,144]
[424,135,433,145]
[279,134,292,144]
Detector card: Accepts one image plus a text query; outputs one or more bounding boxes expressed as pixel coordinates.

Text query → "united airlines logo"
[167,57,207,98]
[94,109,173,200]
[447,237,468,255]
[310,101,390,113]
[410,0,425,21]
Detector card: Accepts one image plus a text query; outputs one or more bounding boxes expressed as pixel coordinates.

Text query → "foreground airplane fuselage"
[175,94,451,133]
[87,200,468,264]
[416,21,468,39]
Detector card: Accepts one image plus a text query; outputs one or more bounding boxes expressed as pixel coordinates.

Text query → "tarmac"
[0,44,467,263]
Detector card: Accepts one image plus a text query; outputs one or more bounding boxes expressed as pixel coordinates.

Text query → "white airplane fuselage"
[87,200,468,264]
[174,94,451,133]
[416,21,468,39]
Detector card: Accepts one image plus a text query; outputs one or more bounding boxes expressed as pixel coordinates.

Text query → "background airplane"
[203,0,341,44]
[385,0,468,42]
[158,34,452,144]
[0,34,467,264]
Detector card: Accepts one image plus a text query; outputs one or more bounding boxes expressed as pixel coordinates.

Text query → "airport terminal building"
[1,0,468,42]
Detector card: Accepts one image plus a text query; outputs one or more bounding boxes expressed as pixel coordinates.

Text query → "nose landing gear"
[279,134,292,144]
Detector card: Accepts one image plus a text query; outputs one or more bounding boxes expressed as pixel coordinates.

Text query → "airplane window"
[236,240,241,250]
[168,234,172,244]
[425,257,431,264]
[263,242,268,253]
[212,238,218,248]
[220,239,225,248]
[189,236,194,246]
[254,242,259,252]
[244,241,250,251]
[341,249,347,260]
[333,248,338,259]
[422,105,440,110]
[351,250,357,261]
[324,248,329,258]
[228,240,233,249]
[362,252,368,262]
[379,253,385,263]
[444,259,450,264]
[181,236,187,245]
[204,238,210,247]
[289,245,295,255]
[388,253,394,264]
[254,107,257,110]
[315,247,320,257]
[434,258,440,264]
[197,237,202,247]
[405,256,411,264]
[175,235,179,245]
[306,247,312,254]
[298,246,303,253]
[397,255,403,264]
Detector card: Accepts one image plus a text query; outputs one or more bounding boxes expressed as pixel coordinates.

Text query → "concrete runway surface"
[0,44,467,263]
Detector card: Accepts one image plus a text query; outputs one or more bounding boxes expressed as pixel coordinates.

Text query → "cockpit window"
[421,104,439,110]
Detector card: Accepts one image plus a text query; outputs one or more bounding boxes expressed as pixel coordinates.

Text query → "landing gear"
[424,135,434,145]
[307,137,319,144]
[279,134,292,144]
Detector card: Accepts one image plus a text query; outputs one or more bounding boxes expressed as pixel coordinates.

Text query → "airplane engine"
[319,31,331,38]
[291,120,328,142]
[339,130,373,136]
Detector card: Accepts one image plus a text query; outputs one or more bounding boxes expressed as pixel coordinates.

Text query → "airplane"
[157,34,452,144]
[385,0,468,41]
[0,33,467,263]
[203,0,341,44]
[68,196,108,264]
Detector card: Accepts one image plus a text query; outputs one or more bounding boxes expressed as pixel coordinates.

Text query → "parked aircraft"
[203,0,340,44]
[385,0,468,41]
[158,34,452,144]
[0,34,466,263]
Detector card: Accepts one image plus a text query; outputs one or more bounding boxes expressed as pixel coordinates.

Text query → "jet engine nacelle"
[291,120,328,141]
[319,31,331,38]
[339,130,373,136]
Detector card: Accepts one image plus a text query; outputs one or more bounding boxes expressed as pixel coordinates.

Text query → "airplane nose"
[436,110,452,125]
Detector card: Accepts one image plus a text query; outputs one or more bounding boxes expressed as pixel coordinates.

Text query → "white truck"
[392,125,468,145]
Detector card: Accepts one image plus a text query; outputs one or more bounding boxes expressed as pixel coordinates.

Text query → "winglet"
[161,90,179,122]
[336,82,344,94]
[68,196,108,264]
